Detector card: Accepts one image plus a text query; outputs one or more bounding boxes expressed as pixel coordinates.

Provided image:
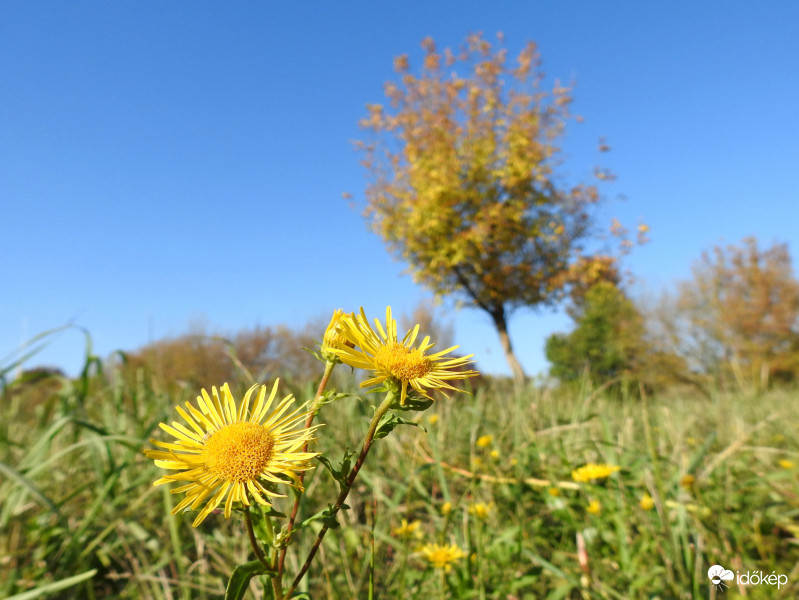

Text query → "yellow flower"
[441,501,452,515]
[427,414,439,426]
[571,463,621,483]
[586,500,601,514]
[468,502,493,520]
[392,519,422,539]
[779,459,795,470]
[144,381,318,527]
[320,309,355,362]
[640,493,655,511]
[421,543,465,572]
[489,449,500,460]
[548,487,561,497]
[330,306,478,406]
[476,435,493,448]
[680,474,696,489]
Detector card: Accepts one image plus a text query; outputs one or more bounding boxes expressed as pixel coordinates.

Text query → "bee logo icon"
[708,564,734,591]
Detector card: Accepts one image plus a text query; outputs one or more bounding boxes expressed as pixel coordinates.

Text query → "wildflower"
[640,493,655,511]
[441,501,452,515]
[510,458,518,467]
[144,381,318,527]
[586,500,601,514]
[571,463,621,483]
[489,449,500,460]
[392,519,422,539]
[548,487,561,497]
[779,459,795,470]
[468,502,492,520]
[420,543,465,572]
[320,309,354,362]
[331,306,478,406]
[428,414,439,426]
[680,474,695,489]
[476,435,493,448]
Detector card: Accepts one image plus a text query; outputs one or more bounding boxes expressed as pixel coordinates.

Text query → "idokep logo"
[707,564,789,591]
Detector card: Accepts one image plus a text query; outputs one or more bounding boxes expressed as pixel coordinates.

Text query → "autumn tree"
[357,33,636,384]
[649,237,799,392]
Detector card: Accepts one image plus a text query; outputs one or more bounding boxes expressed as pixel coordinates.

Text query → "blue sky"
[2,1,798,378]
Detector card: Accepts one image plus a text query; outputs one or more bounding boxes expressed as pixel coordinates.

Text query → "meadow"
[2,345,798,599]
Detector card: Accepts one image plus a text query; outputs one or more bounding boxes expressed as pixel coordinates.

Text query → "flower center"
[203,422,275,483]
[374,342,432,381]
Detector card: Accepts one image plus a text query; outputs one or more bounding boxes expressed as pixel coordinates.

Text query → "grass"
[1,346,798,599]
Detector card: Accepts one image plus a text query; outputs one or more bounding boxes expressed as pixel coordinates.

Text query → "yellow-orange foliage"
[357,34,632,382]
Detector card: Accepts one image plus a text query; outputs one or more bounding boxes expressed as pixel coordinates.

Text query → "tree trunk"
[490,308,527,386]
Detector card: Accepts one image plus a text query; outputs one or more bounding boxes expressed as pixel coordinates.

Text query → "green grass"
[2,350,798,599]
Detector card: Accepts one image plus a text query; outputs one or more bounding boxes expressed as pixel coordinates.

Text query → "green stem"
[277,360,336,579]
[286,393,395,597]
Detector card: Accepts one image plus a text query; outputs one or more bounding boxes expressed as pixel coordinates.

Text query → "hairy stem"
[277,360,336,579]
[286,393,395,596]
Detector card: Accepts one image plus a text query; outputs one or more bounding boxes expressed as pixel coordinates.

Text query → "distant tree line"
[546,237,799,395]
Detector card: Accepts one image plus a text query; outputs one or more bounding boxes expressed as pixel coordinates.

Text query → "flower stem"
[286,393,395,596]
[244,505,270,571]
[277,360,336,579]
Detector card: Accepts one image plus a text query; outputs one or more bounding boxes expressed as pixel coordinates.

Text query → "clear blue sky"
[2,1,798,378]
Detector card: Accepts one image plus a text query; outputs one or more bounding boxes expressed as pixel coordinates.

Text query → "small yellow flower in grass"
[779,459,795,470]
[428,414,439,426]
[421,543,465,572]
[680,474,696,489]
[144,381,319,527]
[548,487,561,497]
[476,435,493,448]
[392,519,422,539]
[468,502,493,520]
[571,463,621,483]
[586,499,601,514]
[441,501,452,515]
[330,306,478,406]
[320,309,355,362]
[640,493,655,511]
[490,449,500,460]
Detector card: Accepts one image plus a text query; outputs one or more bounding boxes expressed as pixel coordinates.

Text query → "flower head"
[392,518,422,539]
[476,435,493,448]
[571,463,621,483]
[144,381,318,527]
[320,309,355,362]
[468,502,493,520]
[441,501,452,515]
[331,306,478,406]
[639,493,655,511]
[779,459,795,470]
[421,543,465,572]
[586,499,601,514]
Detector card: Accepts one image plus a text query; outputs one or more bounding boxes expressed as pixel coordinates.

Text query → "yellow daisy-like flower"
[680,474,696,489]
[441,501,452,515]
[392,518,423,539]
[468,502,493,520]
[320,309,355,362]
[427,414,439,426]
[476,435,493,448]
[571,463,621,483]
[640,493,655,511]
[586,499,601,514]
[779,459,795,470]
[421,543,465,572]
[331,306,478,406]
[144,381,319,527]
[548,487,561,497]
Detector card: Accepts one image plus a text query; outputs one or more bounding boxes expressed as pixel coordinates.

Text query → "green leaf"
[5,569,97,600]
[298,503,350,531]
[374,412,421,440]
[224,561,275,600]
[316,449,355,493]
